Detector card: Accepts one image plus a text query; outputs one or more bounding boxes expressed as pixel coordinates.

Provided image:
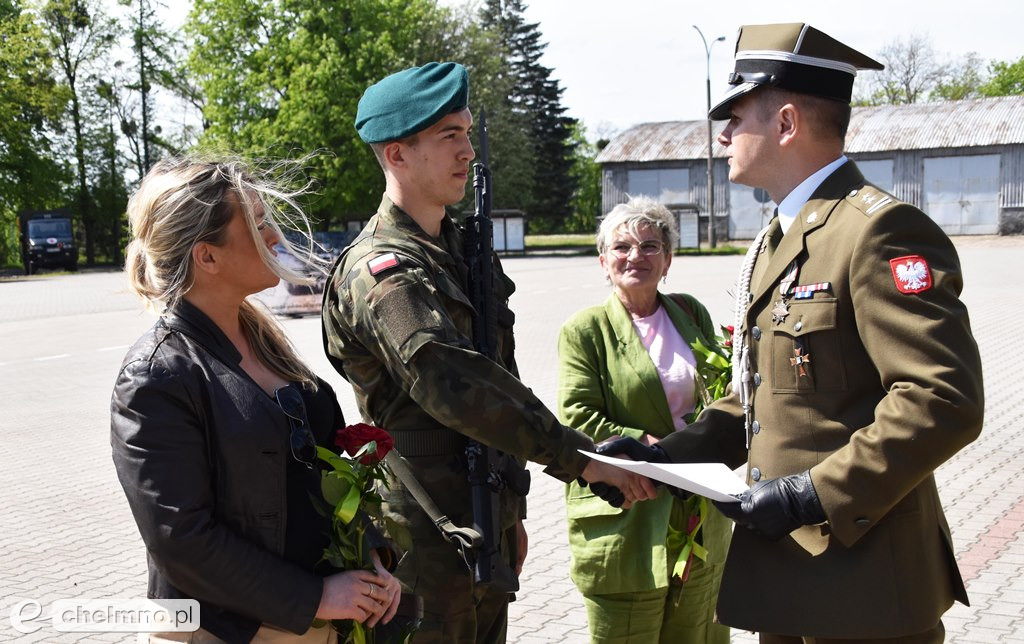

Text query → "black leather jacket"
[110,300,339,643]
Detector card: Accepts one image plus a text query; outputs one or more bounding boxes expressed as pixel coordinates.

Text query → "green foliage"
[980,56,1024,97]
[563,122,601,234]
[39,0,119,265]
[932,53,986,101]
[0,4,70,265]
[480,0,577,233]
[854,35,989,106]
[188,0,449,226]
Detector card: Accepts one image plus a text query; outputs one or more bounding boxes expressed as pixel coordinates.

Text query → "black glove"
[714,470,826,541]
[596,436,668,462]
[576,477,625,508]
[596,438,690,500]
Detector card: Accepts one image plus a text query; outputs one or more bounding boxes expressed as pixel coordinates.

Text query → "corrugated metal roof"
[597,96,1024,163]
[595,120,729,163]
[846,96,1024,152]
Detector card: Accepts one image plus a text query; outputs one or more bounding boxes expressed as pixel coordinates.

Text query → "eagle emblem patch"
[889,255,932,294]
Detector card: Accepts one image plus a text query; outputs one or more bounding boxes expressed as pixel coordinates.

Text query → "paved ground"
[1,238,1022,642]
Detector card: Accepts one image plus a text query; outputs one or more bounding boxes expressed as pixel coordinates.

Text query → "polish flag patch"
[889,255,932,294]
[368,253,400,276]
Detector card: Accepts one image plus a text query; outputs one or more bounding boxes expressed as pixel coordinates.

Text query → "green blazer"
[557,292,731,595]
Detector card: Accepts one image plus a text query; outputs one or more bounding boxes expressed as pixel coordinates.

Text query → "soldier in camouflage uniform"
[321,62,655,643]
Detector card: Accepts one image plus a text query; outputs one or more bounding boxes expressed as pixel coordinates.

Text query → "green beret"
[710,23,883,120]
[355,62,469,143]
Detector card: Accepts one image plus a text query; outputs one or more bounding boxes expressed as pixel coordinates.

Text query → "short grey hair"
[597,195,678,255]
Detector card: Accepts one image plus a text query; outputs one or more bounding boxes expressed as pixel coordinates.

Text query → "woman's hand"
[369,549,402,626]
[315,568,392,624]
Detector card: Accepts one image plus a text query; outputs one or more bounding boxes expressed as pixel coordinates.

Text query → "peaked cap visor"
[355,62,469,143]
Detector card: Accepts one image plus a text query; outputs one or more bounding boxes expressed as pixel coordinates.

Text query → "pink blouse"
[631,304,698,432]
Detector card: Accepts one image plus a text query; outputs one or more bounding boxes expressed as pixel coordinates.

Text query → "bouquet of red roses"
[317,423,401,643]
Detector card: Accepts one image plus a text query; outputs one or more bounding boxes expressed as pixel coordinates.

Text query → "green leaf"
[321,471,352,507]
[335,484,361,524]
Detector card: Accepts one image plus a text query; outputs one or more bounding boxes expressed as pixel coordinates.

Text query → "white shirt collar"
[777,155,848,234]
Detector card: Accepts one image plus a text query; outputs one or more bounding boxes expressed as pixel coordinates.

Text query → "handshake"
[579,437,827,541]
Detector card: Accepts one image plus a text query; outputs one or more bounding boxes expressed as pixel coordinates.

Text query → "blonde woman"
[110,157,400,643]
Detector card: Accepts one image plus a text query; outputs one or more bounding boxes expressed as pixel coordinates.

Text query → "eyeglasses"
[607,240,665,258]
[275,385,317,469]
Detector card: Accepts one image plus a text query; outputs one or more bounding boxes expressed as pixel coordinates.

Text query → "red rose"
[335,423,394,465]
[722,325,735,348]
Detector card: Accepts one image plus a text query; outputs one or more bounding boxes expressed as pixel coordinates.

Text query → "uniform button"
[752,326,761,340]
[751,467,761,482]
[855,518,870,526]
[751,420,760,434]
[793,321,803,332]
[753,373,762,387]
[848,189,858,197]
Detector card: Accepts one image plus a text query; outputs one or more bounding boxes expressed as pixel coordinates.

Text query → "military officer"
[601,23,984,643]
[321,62,656,643]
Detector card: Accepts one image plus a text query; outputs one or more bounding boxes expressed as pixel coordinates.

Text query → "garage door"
[923,155,1000,235]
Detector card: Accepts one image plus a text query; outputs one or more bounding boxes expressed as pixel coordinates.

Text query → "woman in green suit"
[558,196,731,644]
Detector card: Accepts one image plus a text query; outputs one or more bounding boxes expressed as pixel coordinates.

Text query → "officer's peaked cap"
[355,62,469,143]
[709,23,883,120]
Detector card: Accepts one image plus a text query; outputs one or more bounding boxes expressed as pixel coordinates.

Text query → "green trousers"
[582,553,730,644]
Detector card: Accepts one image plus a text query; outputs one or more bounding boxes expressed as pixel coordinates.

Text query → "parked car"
[18,210,77,275]
[254,230,355,316]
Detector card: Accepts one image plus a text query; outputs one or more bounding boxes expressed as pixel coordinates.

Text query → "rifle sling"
[384,450,483,554]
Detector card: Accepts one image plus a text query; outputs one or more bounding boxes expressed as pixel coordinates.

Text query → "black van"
[18,210,78,275]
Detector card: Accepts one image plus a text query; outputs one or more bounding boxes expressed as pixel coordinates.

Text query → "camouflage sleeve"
[346,257,594,483]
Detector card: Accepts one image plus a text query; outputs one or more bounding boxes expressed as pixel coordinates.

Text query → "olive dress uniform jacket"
[658,160,984,639]
[558,292,731,599]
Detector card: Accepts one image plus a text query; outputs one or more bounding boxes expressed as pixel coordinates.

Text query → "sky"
[514,0,1023,136]
[159,0,1023,138]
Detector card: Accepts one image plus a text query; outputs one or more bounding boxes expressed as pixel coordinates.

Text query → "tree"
[190,0,473,226]
[980,56,1024,96]
[118,0,198,176]
[563,122,601,234]
[0,3,69,265]
[932,52,986,101]
[855,35,988,105]
[480,0,578,233]
[856,34,943,105]
[40,0,118,265]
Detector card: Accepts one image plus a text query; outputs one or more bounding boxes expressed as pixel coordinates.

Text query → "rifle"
[462,110,527,594]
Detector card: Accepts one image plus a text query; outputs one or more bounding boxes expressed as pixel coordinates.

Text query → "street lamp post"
[693,26,725,248]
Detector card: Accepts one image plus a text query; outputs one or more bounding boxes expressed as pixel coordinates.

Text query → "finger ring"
[367,583,373,597]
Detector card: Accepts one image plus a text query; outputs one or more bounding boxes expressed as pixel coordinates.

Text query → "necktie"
[763,210,782,260]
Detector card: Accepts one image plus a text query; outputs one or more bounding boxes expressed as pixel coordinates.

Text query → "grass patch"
[525,234,594,249]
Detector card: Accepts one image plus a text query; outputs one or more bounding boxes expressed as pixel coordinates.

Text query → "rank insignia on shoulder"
[889,255,932,294]
[368,252,401,276]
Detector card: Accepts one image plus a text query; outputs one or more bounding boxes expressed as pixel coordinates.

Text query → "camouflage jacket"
[322,197,593,529]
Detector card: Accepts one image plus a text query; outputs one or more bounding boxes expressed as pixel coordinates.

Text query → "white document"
[581,450,748,503]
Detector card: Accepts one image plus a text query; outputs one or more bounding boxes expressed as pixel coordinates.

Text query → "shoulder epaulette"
[845,184,900,217]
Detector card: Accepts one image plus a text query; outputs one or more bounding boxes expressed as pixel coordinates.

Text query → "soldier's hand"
[580,460,658,506]
[597,436,668,463]
[713,470,826,541]
[596,437,691,499]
